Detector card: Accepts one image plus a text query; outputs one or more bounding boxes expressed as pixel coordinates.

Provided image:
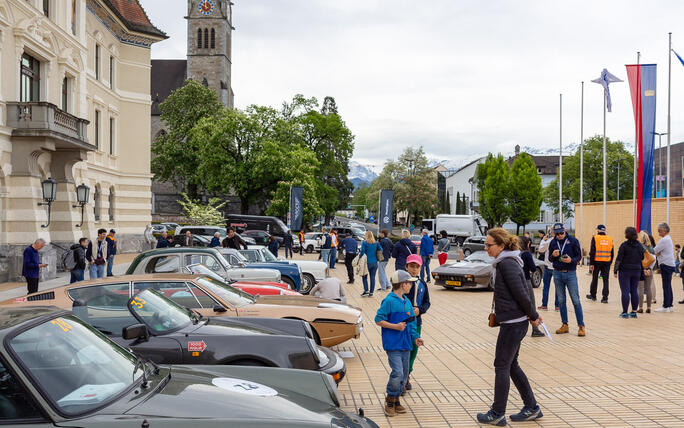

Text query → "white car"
[302,232,326,253]
[241,245,329,294]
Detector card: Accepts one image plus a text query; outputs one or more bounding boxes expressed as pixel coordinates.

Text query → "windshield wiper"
[132,356,150,388]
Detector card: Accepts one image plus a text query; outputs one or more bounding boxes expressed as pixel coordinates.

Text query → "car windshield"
[465,252,494,263]
[184,263,227,282]
[259,247,279,262]
[9,314,140,416]
[239,249,260,263]
[128,289,192,334]
[196,276,255,307]
[351,228,363,235]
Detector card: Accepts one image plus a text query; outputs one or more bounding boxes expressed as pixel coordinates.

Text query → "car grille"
[435,274,466,282]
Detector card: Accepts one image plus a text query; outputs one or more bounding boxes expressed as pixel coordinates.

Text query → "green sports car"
[0,306,378,427]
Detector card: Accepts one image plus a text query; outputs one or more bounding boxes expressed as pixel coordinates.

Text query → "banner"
[378,189,394,233]
[289,186,304,231]
[626,64,657,233]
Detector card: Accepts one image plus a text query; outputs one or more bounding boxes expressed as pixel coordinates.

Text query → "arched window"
[210,28,216,48]
[197,28,202,48]
[203,29,209,48]
[93,185,101,222]
[108,187,115,221]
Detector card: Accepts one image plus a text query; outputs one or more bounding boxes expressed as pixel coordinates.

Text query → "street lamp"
[72,184,90,227]
[38,178,57,228]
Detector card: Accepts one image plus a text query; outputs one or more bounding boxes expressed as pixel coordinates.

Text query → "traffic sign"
[369,215,375,223]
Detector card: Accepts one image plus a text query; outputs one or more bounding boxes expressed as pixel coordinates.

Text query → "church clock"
[198,0,215,15]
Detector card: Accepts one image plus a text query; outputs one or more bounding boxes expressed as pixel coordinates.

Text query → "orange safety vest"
[594,234,613,262]
[299,231,304,242]
[331,233,338,248]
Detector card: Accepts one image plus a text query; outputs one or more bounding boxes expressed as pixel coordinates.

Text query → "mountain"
[348,161,379,188]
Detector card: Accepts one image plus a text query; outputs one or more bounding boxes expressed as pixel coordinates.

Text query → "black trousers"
[344,253,356,282]
[589,262,611,299]
[492,321,536,415]
[26,277,39,295]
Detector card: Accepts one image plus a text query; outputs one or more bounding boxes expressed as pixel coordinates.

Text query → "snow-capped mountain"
[348,161,379,188]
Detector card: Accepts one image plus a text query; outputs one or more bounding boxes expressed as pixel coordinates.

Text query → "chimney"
[514,145,520,156]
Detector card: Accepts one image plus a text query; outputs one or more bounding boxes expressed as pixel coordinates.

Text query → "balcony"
[6,102,92,150]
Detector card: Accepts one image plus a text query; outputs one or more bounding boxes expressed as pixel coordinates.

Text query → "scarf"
[491,250,523,284]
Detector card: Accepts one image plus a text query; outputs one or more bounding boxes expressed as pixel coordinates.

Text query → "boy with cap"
[548,223,586,336]
[587,224,613,303]
[404,254,431,391]
[375,270,424,417]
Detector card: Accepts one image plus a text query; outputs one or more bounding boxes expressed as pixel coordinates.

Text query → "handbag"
[642,249,655,269]
[488,296,499,328]
[376,247,384,262]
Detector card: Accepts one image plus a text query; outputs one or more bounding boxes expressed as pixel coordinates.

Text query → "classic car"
[431,250,544,290]
[0,306,378,427]
[186,263,300,296]
[239,246,328,294]
[126,247,282,284]
[218,248,302,291]
[176,225,256,245]
[304,232,326,253]
[3,274,364,347]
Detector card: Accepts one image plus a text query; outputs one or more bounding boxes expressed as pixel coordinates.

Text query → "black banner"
[379,189,394,232]
[289,186,304,231]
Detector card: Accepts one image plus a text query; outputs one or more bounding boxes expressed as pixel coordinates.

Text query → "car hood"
[245,296,361,323]
[249,262,299,273]
[226,267,280,282]
[434,261,492,276]
[185,317,279,336]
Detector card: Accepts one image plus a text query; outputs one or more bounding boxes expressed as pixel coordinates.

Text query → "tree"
[151,80,223,199]
[351,184,370,219]
[455,191,461,214]
[509,153,543,234]
[477,154,511,227]
[444,191,451,214]
[177,193,227,226]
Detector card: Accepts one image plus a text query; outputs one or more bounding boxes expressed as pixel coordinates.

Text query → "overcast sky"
[140,0,684,169]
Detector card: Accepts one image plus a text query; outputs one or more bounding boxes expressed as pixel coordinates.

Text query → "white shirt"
[310,277,346,301]
[537,237,554,270]
[654,234,675,267]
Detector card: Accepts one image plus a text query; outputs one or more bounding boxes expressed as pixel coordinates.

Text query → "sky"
[140,0,684,170]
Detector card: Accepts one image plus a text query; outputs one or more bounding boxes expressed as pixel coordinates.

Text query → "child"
[404,254,431,391]
[375,270,424,417]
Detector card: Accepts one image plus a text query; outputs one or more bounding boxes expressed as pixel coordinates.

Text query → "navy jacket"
[614,240,644,274]
[156,237,170,248]
[106,235,117,256]
[268,240,280,256]
[321,234,332,249]
[22,246,41,279]
[548,235,582,271]
[406,279,431,326]
[341,237,358,254]
[392,238,417,271]
[209,237,221,247]
[283,234,293,247]
[520,251,536,280]
[379,237,393,260]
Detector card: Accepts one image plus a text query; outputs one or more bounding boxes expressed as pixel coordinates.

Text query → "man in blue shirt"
[341,234,358,284]
[320,228,332,266]
[22,239,48,294]
[548,223,585,337]
[419,229,435,283]
[375,270,424,417]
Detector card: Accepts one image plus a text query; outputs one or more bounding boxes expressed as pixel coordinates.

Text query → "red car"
[234,283,300,296]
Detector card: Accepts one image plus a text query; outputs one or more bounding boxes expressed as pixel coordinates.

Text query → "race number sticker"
[130,296,146,309]
[51,318,72,332]
[188,341,207,352]
[211,377,278,396]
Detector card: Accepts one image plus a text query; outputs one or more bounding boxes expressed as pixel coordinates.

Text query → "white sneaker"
[654,307,669,312]
[667,307,674,313]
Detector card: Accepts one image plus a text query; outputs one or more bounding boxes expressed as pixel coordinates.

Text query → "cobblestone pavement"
[320,254,684,427]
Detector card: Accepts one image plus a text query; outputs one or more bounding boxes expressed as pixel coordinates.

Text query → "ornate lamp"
[38,178,57,228]
[72,184,90,228]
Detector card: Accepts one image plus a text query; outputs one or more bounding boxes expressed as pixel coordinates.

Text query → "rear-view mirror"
[122,324,149,341]
[213,305,227,313]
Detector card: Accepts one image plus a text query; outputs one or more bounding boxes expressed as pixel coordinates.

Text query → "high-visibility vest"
[331,233,338,248]
[594,235,613,262]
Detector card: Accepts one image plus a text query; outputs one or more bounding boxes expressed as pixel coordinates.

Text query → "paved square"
[325,257,684,427]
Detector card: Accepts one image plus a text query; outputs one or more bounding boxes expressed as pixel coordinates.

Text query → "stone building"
[150,0,235,217]
[0,0,165,281]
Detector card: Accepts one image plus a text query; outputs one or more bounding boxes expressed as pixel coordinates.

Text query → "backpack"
[61,248,78,271]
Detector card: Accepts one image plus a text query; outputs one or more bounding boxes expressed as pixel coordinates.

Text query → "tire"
[301,274,315,294]
[306,245,314,253]
[532,268,542,288]
[463,248,472,257]
[282,276,296,291]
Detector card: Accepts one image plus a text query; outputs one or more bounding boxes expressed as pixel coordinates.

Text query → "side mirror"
[122,324,149,341]
[72,299,87,308]
[213,305,227,313]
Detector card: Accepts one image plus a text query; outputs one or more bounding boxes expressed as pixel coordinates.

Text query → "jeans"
[420,255,431,282]
[386,350,410,397]
[660,264,675,308]
[541,268,558,308]
[362,262,378,294]
[284,245,293,259]
[553,270,584,326]
[589,262,611,299]
[409,325,422,373]
[321,249,331,266]
[618,269,640,313]
[330,248,337,268]
[106,255,115,277]
[378,261,390,290]
[492,321,536,415]
[70,268,84,284]
[89,263,105,279]
[344,253,357,282]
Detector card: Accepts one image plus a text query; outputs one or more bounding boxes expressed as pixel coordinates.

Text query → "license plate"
[446,280,461,286]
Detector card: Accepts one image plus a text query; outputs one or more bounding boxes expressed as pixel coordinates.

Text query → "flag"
[378,189,394,232]
[591,68,623,112]
[289,186,304,231]
[625,64,657,233]
[673,49,684,67]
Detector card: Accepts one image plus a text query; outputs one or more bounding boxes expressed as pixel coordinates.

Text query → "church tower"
[186,0,234,107]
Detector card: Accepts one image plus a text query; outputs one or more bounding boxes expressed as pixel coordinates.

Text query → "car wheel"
[301,274,315,294]
[306,245,314,253]
[463,248,472,257]
[532,268,542,288]
[282,277,296,290]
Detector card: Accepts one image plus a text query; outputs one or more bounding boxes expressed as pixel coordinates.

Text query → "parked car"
[186,264,301,296]
[151,224,167,234]
[305,232,326,253]
[0,306,378,427]
[462,235,487,256]
[240,246,328,294]
[226,214,290,239]
[4,273,364,347]
[349,222,366,233]
[431,250,544,290]
[218,248,302,291]
[161,222,180,232]
[126,247,282,283]
[241,229,272,245]
[176,225,256,245]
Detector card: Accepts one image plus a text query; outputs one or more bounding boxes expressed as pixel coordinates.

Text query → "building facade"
[0,0,165,281]
[653,141,684,198]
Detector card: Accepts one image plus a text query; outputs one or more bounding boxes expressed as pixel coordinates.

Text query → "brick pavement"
[321,255,684,427]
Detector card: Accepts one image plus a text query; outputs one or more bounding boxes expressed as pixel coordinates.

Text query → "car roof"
[138,247,219,256]
[0,306,65,330]
[67,273,207,286]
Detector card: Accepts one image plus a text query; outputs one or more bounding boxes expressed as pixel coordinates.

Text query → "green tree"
[509,153,543,234]
[444,191,451,214]
[177,193,227,226]
[477,154,510,227]
[455,191,461,214]
[351,184,370,219]
[151,80,223,199]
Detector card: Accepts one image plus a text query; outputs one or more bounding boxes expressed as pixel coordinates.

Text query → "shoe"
[476,410,506,426]
[654,307,669,312]
[637,308,643,313]
[510,405,543,422]
[347,281,354,284]
[405,378,412,390]
[538,305,548,310]
[360,292,368,297]
[531,328,545,337]
[667,307,674,313]
[679,300,684,304]
[630,312,637,318]
[586,294,596,301]
[646,308,651,313]
[578,326,586,337]
[368,293,374,297]
[394,397,406,414]
[383,396,395,417]
[555,324,569,334]
[554,307,560,311]
[619,312,629,319]
[601,297,608,304]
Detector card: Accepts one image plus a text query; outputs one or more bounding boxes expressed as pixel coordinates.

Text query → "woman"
[477,228,542,426]
[613,227,644,319]
[392,229,417,271]
[267,235,279,257]
[378,230,394,291]
[637,231,655,313]
[437,230,451,265]
[209,232,221,248]
[649,234,658,304]
[359,231,381,297]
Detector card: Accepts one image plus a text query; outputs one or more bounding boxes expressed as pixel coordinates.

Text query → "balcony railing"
[6,102,90,148]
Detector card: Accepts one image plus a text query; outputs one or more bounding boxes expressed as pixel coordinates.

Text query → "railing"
[6,102,90,145]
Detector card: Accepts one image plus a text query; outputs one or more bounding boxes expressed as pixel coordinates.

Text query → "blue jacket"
[209,237,221,247]
[392,238,417,271]
[268,240,280,256]
[321,234,332,249]
[379,237,393,260]
[419,235,434,256]
[341,237,358,254]
[156,237,170,248]
[375,292,419,351]
[520,251,536,280]
[360,241,380,264]
[106,235,117,256]
[406,279,431,326]
[548,235,582,271]
[22,245,41,279]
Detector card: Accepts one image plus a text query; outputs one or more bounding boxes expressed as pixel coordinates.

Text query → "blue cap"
[597,224,606,232]
[552,223,565,233]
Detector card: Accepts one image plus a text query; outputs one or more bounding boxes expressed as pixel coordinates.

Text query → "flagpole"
[559,93,563,224]
[667,32,672,223]
[579,82,584,251]
[603,89,607,226]
[633,52,640,228]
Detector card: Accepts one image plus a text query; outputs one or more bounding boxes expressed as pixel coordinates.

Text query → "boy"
[375,270,424,417]
[404,254,431,391]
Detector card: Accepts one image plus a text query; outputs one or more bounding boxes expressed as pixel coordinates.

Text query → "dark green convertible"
[0,306,378,427]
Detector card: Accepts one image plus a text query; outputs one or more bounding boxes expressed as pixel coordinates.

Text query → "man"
[587,225,614,303]
[22,239,47,294]
[70,238,89,283]
[654,223,676,312]
[309,276,346,303]
[419,229,434,283]
[548,223,585,336]
[86,229,108,279]
[341,233,359,284]
[282,231,294,259]
[537,228,558,311]
[221,228,247,249]
[320,228,332,266]
[156,231,170,248]
[144,224,155,250]
[181,230,194,247]
[105,229,117,277]
[378,229,394,291]
[330,230,338,269]
[298,230,305,255]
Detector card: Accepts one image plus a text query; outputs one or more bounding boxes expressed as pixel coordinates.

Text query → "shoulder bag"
[642,249,655,269]
[488,295,499,327]
[376,243,384,262]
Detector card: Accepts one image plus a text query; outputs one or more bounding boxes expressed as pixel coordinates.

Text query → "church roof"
[103,0,167,38]
[151,60,188,115]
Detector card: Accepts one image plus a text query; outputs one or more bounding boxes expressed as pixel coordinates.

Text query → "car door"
[0,358,50,427]
[142,254,182,274]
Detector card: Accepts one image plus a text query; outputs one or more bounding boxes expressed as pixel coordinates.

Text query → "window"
[184,254,225,274]
[95,44,100,80]
[61,77,68,112]
[20,54,40,102]
[203,28,208,48]
[108,186,114,221]
[42,0,49,17]
[133,281,216,309]
[0,358,44,422]
[109,56,114,89]
[109,118,115,154]
[197,28,202,48]
[93,185,100,221]
[210,28,215,48]
[143,255,180,273]
[94,110,100,149]
[67,283,135,335]
[71,0,77,34]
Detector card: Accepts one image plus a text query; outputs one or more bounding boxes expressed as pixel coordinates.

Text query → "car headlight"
[357,314,363,325]
[322,373,341,407]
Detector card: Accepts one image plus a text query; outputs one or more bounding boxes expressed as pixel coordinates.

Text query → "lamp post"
[72,184,90,227]
[38,178,57,228]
